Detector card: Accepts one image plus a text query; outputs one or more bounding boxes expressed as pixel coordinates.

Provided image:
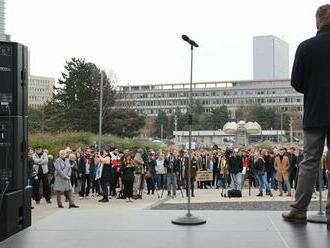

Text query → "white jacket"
[32,153,49,174]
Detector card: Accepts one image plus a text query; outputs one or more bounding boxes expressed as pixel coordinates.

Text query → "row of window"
[119,88,298,100]
[29,87,52,93]
[133,105,303,116]
[29,104,43,108]
[29,79,53,85]
[116,97,303,108]
[29,95,49,101]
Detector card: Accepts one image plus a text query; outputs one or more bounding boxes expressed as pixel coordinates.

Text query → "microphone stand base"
[307,212,328,224]
[172,213,207,226]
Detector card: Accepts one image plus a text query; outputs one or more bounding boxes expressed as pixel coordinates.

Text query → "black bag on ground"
[227,189,242,198]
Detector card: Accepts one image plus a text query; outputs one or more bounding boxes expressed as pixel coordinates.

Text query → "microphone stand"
[307,160,327,223]
[172,41,206,226]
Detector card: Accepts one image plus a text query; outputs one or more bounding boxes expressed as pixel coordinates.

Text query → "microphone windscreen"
[182,35,190,42]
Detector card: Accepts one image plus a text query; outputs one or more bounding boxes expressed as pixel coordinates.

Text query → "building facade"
[115,79,303,137]
[28,75,55,108]
[0,0,6,41]
[0,0,9,41]
[253,35,289,80]
[116,79,303,116]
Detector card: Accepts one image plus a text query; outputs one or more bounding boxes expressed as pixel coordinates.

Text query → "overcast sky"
[5,0,329,85]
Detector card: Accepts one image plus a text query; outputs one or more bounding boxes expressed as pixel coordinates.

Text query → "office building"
[115,79,302,116]
[28,75,55,108]
[0,0,9,41]
[115,79,303,136]
[253,35,289,80]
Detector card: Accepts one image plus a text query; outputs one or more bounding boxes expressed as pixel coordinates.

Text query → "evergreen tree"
[28,107,42,133]
[210,106,229,130]
[108,109,145,137]
[199,112,213,130]
[44,58,115,133]
[153,110,169,138]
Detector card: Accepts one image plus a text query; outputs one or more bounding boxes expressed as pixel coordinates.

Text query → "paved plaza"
[2,209,330,248]
[1,188,328,248]
[29,188,328,221]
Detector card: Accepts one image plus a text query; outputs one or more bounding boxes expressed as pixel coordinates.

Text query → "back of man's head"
[316,4,330,29]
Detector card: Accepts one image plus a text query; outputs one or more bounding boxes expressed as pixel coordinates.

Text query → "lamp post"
[98,72,104,153]
[172,35,206,226]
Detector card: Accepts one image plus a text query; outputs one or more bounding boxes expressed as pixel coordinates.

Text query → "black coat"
[164,156,180,174]
[228,155,243,174]
[291,25,330,129]
[254,157,266,174]
[101,163,114,182]
[121,161,135,181]
[184,157,197,179]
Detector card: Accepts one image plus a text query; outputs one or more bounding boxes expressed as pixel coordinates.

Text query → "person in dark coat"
[228,149,243,191]
[121,154,135,202]
[98,153,113,203]
[282,4,330,228]
[146,152,157,195]
[184,154,197,197]
[78,150,93,199]
[164,152,180,197]
[254,149,273,197]
[288,148,298,189]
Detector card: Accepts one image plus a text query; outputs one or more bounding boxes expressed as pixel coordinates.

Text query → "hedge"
[29,132,160,156]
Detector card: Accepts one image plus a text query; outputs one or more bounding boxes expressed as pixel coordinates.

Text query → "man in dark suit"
[164,152,180,197]
[282,4,330,230]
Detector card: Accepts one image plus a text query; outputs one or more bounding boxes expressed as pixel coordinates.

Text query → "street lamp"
[98,72,104,153]
[171,35,206,226]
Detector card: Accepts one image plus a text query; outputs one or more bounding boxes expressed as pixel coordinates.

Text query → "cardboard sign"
[196,171,213,181]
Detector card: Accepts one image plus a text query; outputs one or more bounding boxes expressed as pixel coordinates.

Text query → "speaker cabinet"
[0,42,28,116]
[0,187,32,241]
[0,116,28,191]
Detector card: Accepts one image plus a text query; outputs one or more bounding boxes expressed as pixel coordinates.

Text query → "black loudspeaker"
[0,187,32,242]
[0,41,30,242]
[0,42,28,116]
[0,116,28,191]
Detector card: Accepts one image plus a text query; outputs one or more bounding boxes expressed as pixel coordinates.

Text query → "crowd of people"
[27,144,330,208]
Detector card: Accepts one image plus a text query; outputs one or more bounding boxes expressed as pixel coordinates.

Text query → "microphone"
[182,35,199,48]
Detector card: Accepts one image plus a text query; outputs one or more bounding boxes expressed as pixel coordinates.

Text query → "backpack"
[227,189,242,198]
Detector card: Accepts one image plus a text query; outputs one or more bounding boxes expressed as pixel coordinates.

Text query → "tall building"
[28,75,55,108]
[0,0,6,41]
[0,0,9,41]
[253,35,289,80]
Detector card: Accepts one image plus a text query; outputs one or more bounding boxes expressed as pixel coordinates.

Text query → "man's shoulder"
[296,37,315,54]
[297,33,329,53]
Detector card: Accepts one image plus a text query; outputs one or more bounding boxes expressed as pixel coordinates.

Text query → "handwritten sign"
[196,171,213,181]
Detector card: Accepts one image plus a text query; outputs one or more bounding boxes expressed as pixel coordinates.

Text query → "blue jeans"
[270,171,278,189]
[278,177,291,194]
[217,177,226,188]
[230,173,242,191]
[167,173,177,195]
[256,172,271,192]
[157,174,166,190]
